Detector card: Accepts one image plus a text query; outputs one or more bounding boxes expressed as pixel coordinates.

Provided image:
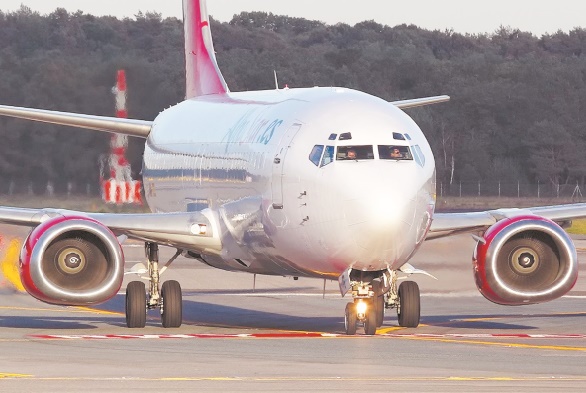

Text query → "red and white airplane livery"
[0,0,583,335]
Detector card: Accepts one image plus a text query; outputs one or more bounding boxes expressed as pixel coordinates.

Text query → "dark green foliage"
[0,7,585,194]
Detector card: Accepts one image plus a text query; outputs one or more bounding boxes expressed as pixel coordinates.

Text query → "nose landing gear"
[343,282,379,336]
[344,302,357,335]
[344,271,421,335]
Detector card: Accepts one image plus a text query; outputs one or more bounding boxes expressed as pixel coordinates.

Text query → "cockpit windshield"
[336,146,374,160]
[378,145,413,160]
[310,144,415,166]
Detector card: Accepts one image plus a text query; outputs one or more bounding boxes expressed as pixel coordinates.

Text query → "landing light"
[191,224,207,235]
[356,300,368,315]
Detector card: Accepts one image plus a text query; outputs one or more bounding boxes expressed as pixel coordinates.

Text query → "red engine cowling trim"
[473,215,578,305]
[19,215,124,305]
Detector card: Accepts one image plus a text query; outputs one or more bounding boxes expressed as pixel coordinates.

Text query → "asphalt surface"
[0,230,585,392]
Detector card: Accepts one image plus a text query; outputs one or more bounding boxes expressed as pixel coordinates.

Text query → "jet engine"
[473,215,577,305]
[19,216,124,305]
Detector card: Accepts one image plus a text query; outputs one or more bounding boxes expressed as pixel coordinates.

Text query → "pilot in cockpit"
[346,149,357,160]
[390,147,403,159]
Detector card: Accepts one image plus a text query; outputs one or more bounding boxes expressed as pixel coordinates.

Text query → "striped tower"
[103,70,142,205]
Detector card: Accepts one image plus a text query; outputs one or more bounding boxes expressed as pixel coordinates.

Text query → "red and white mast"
[103,70,142,205]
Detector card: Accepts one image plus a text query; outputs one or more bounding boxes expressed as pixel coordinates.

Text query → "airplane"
[0,0,583,335]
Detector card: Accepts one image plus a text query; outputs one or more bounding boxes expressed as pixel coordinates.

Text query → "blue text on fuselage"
[222,108,284,150]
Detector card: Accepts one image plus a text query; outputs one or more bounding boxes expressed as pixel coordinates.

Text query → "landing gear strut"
[125,242,183,328]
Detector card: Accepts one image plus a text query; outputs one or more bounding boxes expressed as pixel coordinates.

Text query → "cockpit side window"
[412,145,426,166]
[309,145,324,166]
[320,146,335,167]
[336,146,374,160]
[378,145,413,160]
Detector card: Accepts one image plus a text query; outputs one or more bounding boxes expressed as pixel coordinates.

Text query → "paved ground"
[0,230,585,392]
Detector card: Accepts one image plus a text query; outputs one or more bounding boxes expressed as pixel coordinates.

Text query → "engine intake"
[20,216,124,305]
[473,215,577,305]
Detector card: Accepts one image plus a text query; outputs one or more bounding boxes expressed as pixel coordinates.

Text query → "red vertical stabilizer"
[183,0,229,98]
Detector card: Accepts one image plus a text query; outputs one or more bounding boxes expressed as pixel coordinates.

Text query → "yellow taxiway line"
[0,375,585,382]
[395,335,586,352]
[0,373,32,379]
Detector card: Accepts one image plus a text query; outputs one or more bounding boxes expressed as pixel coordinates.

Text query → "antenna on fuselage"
[274,70,279,90]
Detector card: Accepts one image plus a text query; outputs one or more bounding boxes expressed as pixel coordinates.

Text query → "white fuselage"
[143,87,436,278]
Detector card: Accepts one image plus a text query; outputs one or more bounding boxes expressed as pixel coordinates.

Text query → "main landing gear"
[125,242,183,328]
[344,270,421,335]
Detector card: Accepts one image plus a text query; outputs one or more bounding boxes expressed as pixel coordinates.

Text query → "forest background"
[1,7,585,198]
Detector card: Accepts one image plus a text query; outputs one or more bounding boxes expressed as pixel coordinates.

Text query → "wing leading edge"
[428,203,586,240]
[0,206,221,253]
[0,105,152,138]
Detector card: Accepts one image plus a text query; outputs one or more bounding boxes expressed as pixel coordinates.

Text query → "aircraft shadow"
[181,287,317,295]
[108,295,345,332]
[2,293,584,332]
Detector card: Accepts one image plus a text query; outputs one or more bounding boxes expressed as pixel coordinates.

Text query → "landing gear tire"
[364,305,377,336]
[344,302,357,335]
[397,281,420,328]
[372,281,385,327]
[126,281,146,328]
[161,280,182,328]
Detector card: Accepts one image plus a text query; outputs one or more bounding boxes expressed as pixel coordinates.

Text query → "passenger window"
[337,146,374,160]
[309,145,324,166]
[393,132,406,140]
[378,145,413,161]
[320,146,335,167]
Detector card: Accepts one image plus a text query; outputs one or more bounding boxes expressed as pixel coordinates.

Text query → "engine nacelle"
[473,215,578,305]
[20,216,124,306]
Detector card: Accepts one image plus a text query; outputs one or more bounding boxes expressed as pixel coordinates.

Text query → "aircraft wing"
[427,203,586,240]
[0,105,152,138]
[391,95,450,109]
[0,206,221,253]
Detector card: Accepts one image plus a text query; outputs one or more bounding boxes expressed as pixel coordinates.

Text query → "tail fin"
[183,0,229,98]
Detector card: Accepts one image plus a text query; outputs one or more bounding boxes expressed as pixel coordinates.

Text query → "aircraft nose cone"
[343,193,413,228]
[318,161,426,266]
[342,185,416,253]
[340,164,417,227]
